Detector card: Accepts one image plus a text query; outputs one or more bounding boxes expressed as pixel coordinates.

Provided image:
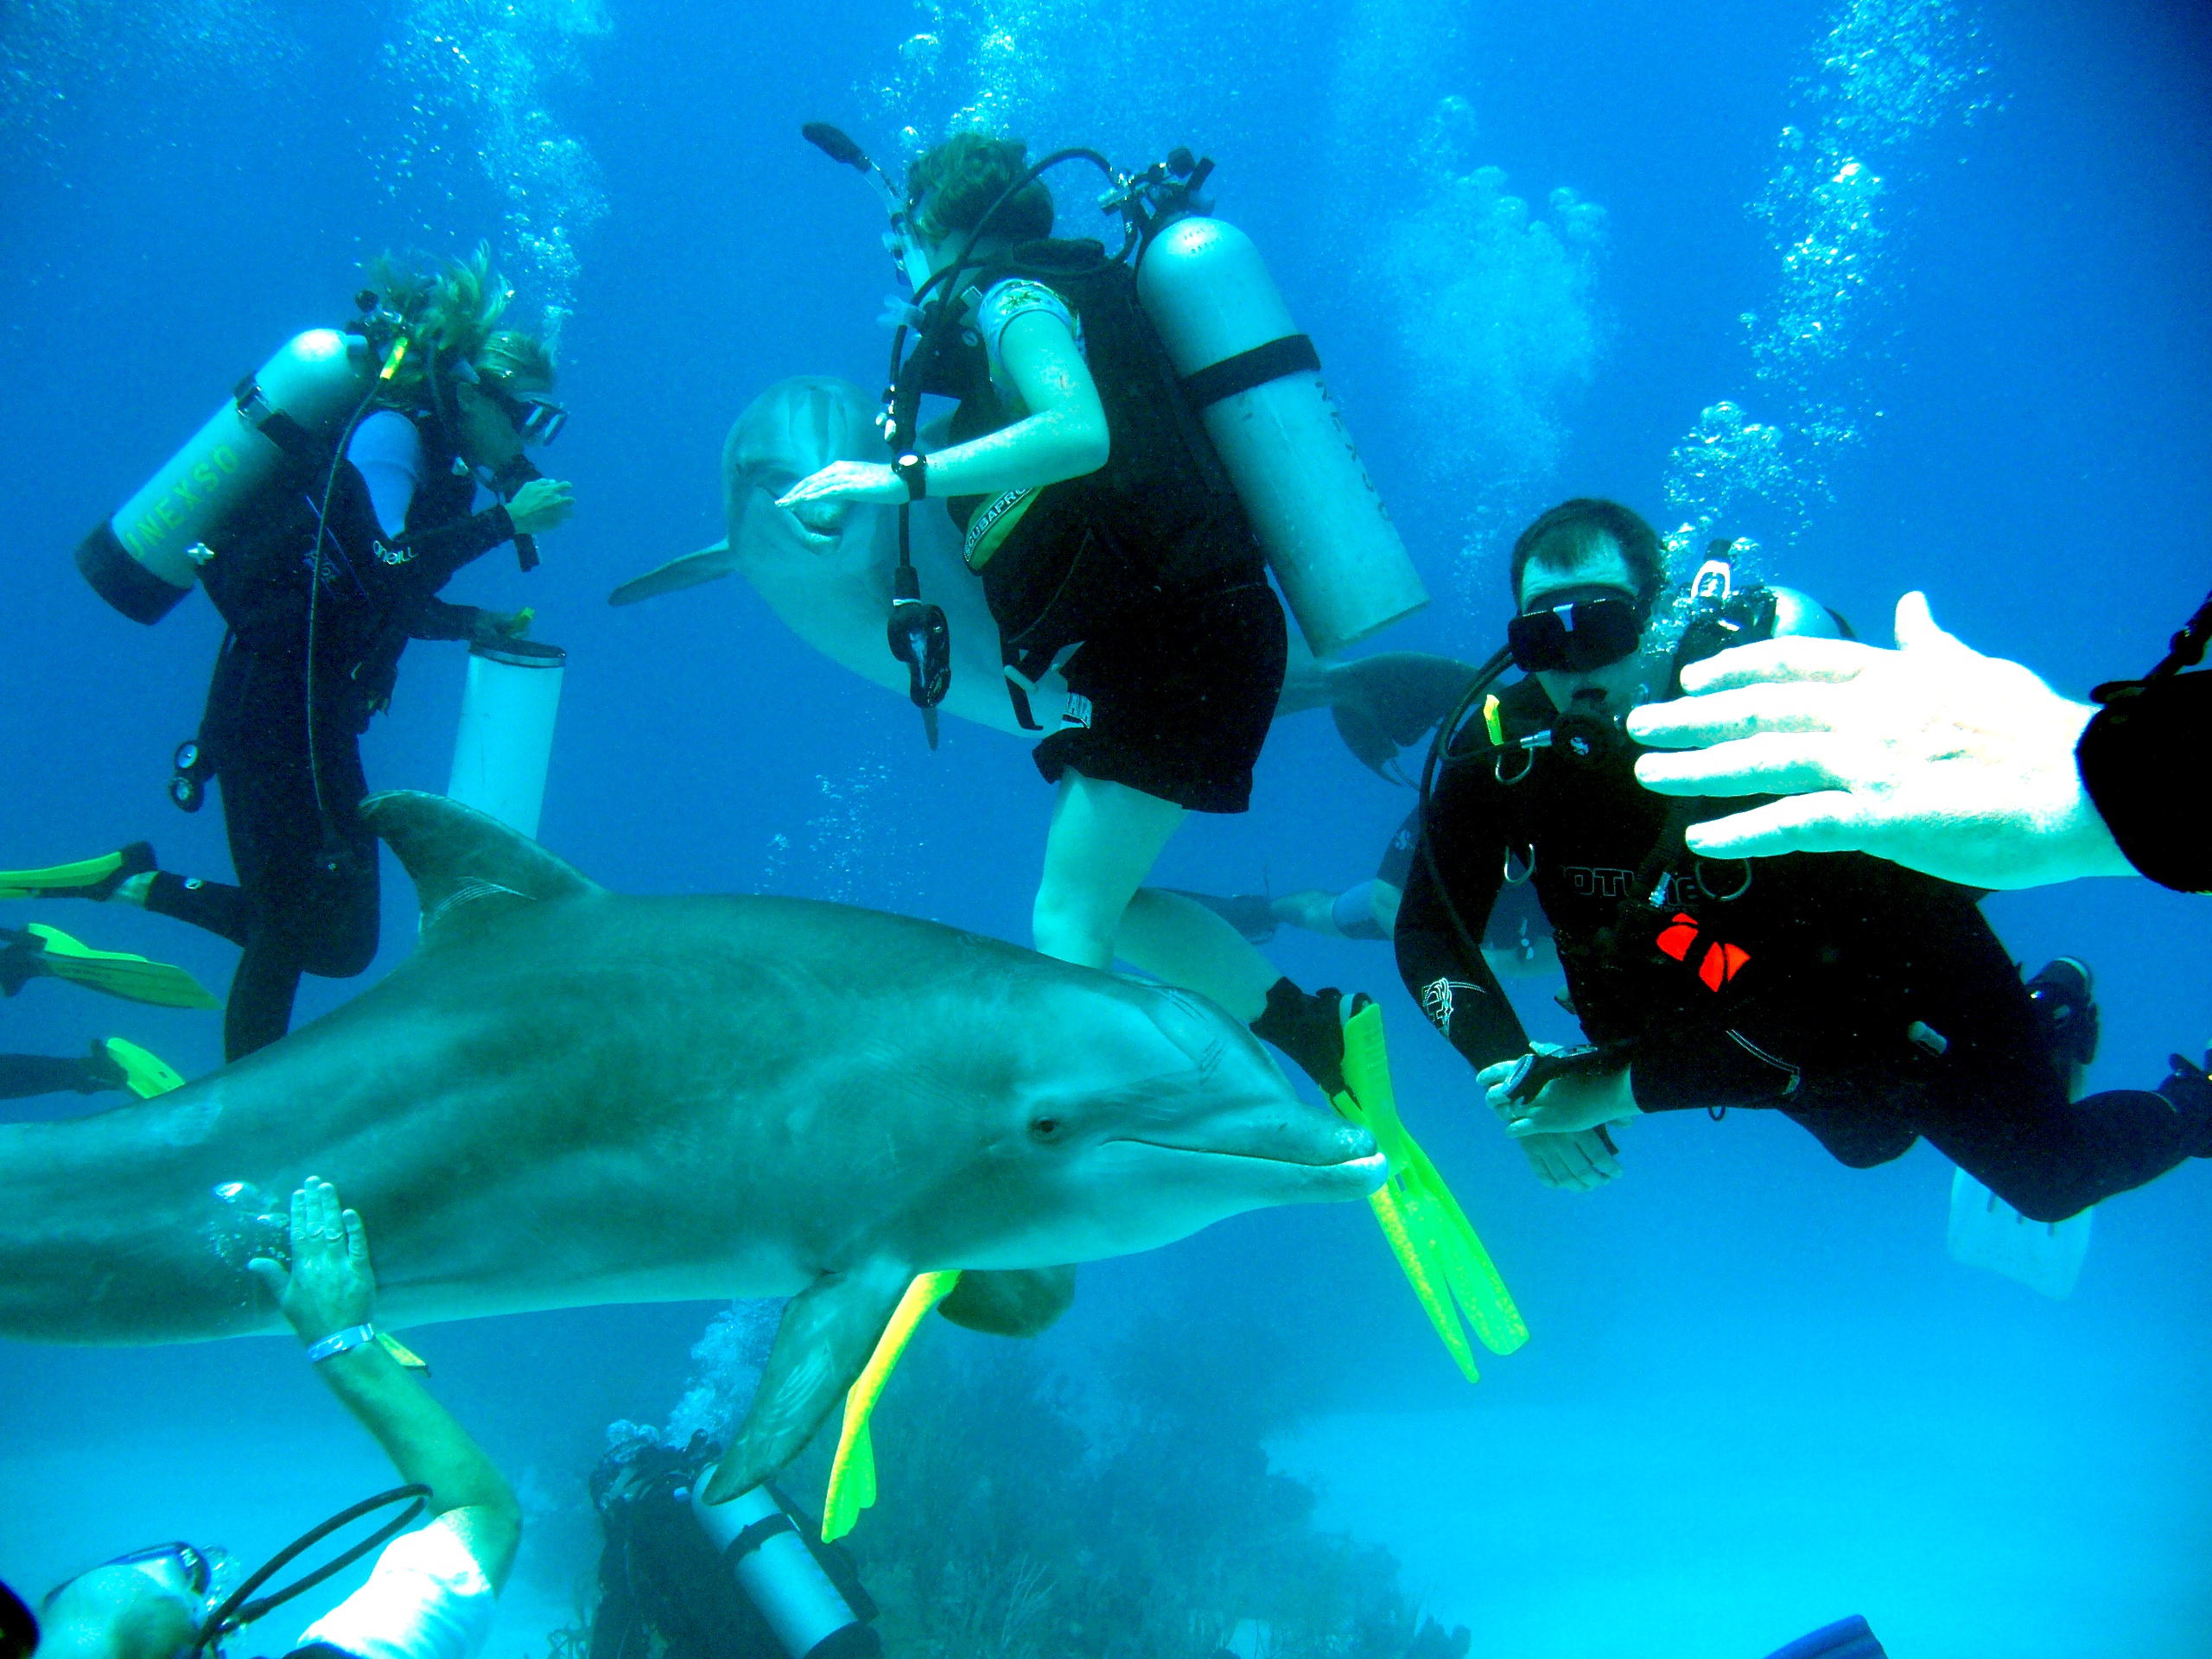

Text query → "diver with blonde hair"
[15,247,576,1058]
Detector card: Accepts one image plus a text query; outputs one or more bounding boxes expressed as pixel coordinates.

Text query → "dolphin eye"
[1030,1116,1062,1141]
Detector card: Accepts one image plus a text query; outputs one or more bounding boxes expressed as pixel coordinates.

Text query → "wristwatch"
[892,452,927,502]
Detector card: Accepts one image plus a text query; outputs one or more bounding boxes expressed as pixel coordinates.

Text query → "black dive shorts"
[1033,580,1288,814]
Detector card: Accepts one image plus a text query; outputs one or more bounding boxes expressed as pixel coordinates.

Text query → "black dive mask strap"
[2094,585,2212,702]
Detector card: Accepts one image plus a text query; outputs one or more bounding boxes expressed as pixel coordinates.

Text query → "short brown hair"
[906,131,1054,244]
[1510,498,1664,606]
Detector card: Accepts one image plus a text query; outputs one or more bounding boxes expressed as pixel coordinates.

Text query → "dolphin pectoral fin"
[703,1263,913,1504]
[360,792,604,945]
[607,541,736,607]
[936,1265,1077,1337]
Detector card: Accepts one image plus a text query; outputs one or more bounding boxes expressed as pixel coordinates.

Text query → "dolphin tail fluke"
[360,791,604,945]
[821,1269,961,1541]
[1324,652,1484,781]
[607,540,734,607]
[1332,1002,1529,1376]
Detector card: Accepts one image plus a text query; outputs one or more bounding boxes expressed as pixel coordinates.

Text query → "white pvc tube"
[447,640,566,839]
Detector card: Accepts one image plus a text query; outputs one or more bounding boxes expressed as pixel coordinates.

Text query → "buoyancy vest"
[914,238,1264,674]
[1431,677,1984,1066]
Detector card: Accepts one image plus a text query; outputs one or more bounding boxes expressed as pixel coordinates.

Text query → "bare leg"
[1032,770,1186,970]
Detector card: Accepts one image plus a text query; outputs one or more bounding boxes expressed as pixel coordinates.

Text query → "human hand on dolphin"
[1625,592,2135,890]
[246,1177,374,1346]
[778,460,906,510]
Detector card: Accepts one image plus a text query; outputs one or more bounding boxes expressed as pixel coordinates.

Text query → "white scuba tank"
[447,639,566,840]
[690,1471,880,1659]
[75,327,376,624]
[1135,216,1427,656]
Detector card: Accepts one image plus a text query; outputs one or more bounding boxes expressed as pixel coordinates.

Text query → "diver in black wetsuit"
[15,251,575,1062]
[1398,498,2212,1218]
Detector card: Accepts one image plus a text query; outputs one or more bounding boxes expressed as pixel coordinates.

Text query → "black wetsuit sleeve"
[1395,766,1528,1071]
[384,505,518,641]
[2077,671,2212,893]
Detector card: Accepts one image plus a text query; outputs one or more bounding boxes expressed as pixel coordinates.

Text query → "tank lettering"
[154,498,185,529]
[126,514,169,556]
[192,461,219,491]
[213,444,239,474]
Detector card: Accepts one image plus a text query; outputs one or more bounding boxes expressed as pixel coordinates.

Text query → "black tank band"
[721,1510,798,1564]
[1180,333,1322,411]
[75,522,194,624]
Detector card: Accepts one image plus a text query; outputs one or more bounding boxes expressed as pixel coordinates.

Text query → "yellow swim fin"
[99,1038,184,1099]
[377,1332,431,1372]
[1332,1001,1529,1380]
[25,925,219,1010]
[0,842,156,902]
[821,1268,961,1541]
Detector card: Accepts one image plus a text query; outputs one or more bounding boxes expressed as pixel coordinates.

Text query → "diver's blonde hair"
[367,243,555,398]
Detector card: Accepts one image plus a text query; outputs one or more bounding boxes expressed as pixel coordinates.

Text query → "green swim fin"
[1331,1001,1529,1381]
[99,1038,184,1099]
[19,925,219,1010]
[821,1269,961,1541]
[0,842,156,902]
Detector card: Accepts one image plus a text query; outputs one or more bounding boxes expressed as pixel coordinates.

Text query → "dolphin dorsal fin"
[360,791,602,942]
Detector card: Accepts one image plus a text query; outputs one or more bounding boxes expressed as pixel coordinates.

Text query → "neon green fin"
[29,925,220,1010]
[1332,1001,1529,1377]
[0,842,154,902]
[99,1038,184,1099]
[821,1268,961,1541]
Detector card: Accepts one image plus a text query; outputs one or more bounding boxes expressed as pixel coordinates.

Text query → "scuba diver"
[29,1177,519,1659]
[587,1433,879,1659]
[781,130,1428,1096]
[779,132,1287,1013]
[23,248,575,1061]
[1397,497,2212,1216]
[0,920,208,1102]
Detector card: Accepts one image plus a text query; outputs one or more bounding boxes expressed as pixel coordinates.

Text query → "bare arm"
[248,1179,521,1591]
[778,310,1109,511]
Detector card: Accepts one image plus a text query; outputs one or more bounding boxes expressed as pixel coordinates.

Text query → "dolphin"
[609,376,1480,772]
[0,791,1382,1499]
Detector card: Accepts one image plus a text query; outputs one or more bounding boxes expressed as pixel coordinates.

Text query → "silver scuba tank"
[1135,216,1427,656]
[447,639,567,839]
[75,328,377,624]
[690,1471,880,1659]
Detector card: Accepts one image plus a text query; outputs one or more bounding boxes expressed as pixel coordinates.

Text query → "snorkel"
[802,124,937,304]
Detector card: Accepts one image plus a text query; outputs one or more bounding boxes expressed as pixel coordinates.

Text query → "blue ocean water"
[3,0,2209,1655]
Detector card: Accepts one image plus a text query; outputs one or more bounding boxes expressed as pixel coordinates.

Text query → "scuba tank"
[75,328,378,624]
[1135,212,1427,656]
[447,638,566,839]
[690,1470,880,1659]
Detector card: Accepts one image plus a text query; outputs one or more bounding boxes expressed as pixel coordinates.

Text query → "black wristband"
[893,452,927,501]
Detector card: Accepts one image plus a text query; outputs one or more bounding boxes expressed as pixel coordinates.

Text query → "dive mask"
[41,1542,234,1621]
[449,359,569,446]
[1505,591,1649,674]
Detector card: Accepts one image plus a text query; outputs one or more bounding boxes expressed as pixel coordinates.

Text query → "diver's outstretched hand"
[1626,592,2137,890]
[508,477,575,535]
[779,461,904,510]
[1478,1058,1624,1191]
[246,1176,376,1345]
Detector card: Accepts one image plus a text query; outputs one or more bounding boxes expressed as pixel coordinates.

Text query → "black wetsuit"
[1396,677,2210,1221]
[147,415,520,1059]
[2078,666,2212,893]
[923,239,1287,812]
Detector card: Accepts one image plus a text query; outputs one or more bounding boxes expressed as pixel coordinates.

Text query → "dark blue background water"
[3,2,2208,1654]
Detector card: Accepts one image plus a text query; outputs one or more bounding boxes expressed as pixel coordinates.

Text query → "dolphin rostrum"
[0,792,1383,1499]
[608,375,1480,774]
